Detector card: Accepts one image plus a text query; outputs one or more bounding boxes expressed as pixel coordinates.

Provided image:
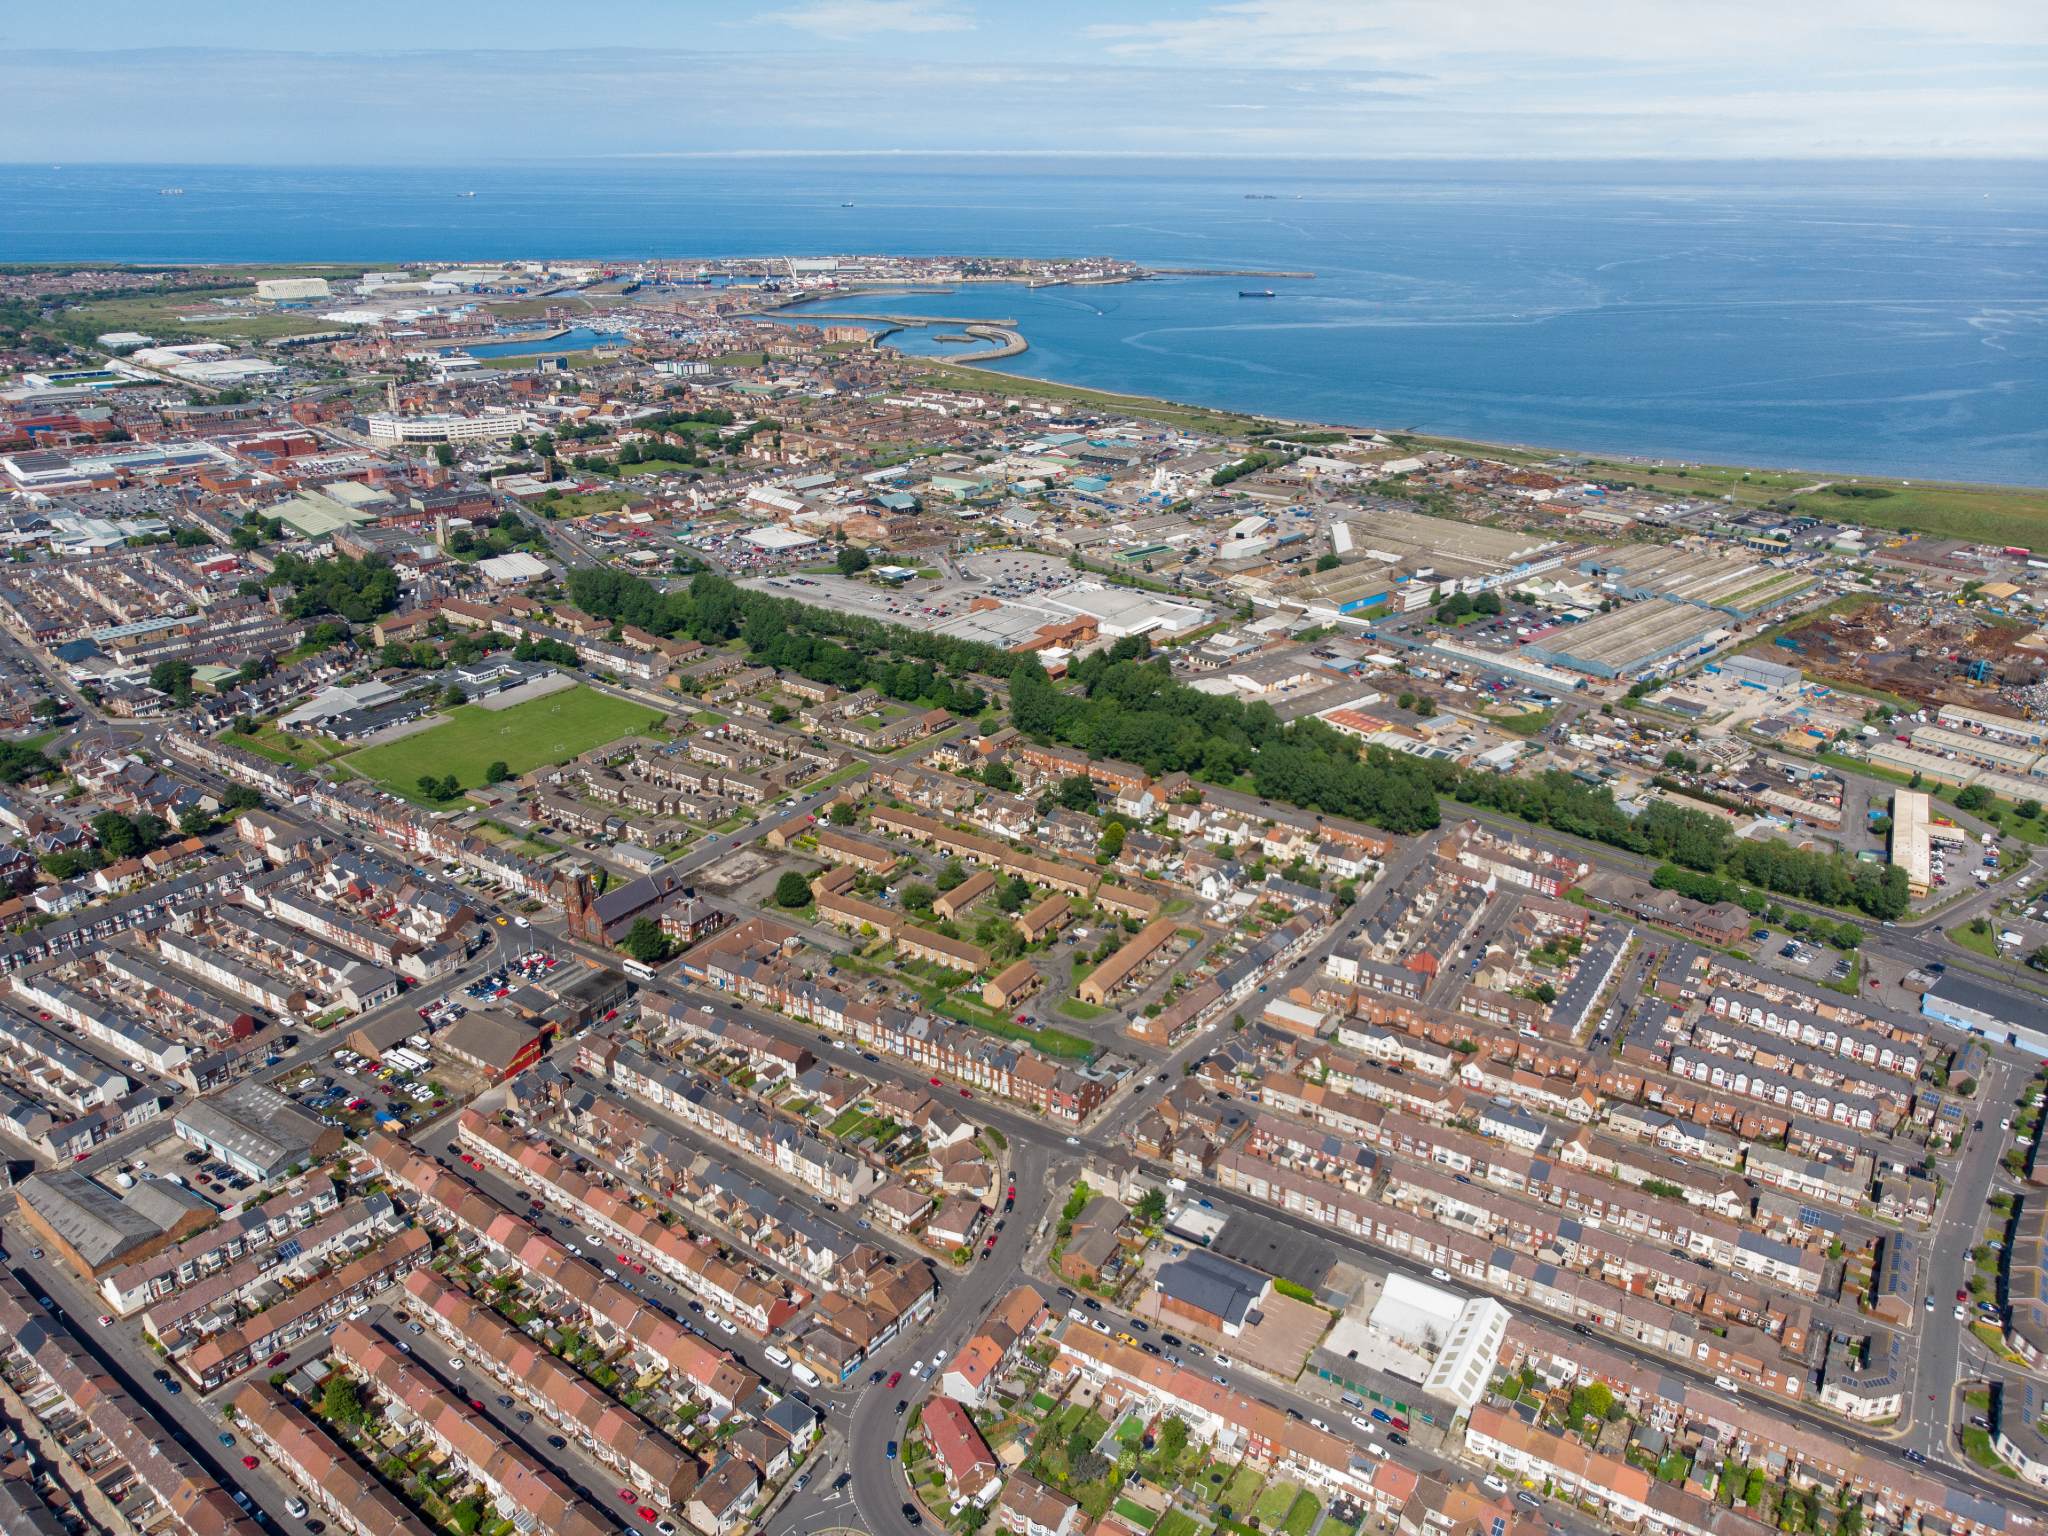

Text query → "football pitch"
[342,685,665,797]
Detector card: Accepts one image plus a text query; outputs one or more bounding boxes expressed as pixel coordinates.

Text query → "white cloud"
[760,0,974,37]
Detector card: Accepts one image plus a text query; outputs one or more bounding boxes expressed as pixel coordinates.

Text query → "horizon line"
[7,150,2048,167]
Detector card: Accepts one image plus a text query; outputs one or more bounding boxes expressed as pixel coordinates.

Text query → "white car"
[450,1357,467,1372]
[285,1497,308,1519]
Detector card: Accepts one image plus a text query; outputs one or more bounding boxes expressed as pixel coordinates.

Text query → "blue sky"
[5,0,2043,162]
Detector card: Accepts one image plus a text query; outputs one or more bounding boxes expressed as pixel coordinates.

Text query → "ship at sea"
[458,190,477,198]
[158,187,185,196]
[1239,288,1275,298]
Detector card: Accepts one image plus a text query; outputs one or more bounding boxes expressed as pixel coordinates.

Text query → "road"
[16,559,2048,1535]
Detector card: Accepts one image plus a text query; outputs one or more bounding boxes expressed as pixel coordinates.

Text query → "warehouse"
[1522,601,1727,680]
[1713,654,1803,690]
[1909,723,2043,776]
[1580,546,1816,618]
[1922,972,2048,1055]
[174,1079,341,1179]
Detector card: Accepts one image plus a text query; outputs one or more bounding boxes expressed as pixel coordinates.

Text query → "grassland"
[917,362,1270,439]
[59,288,340,345]
[1950,923,2006,960]
[342,686,664,797]
[1400,431,2048,548]
[534,489,638,518]
[224,723,354,767]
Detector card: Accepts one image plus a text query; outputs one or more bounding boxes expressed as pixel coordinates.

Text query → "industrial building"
[1922,971,2048,1055]
[173,1079,342,1180]
[1522,602,1729,680]
[1578,545,1816,618]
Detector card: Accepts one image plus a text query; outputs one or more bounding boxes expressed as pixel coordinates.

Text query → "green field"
[342,686,663,797]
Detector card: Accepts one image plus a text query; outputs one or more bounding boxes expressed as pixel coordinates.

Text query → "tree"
[828,800,857,827]
[901,882,937,913]
[982,761,1019,792]
[92,812,159,860]
[2022,799,2043,821]
[417,774,461,801]
[484,761,512,785]
[30,696,62,721]
[0,741,55,784]
[1567,1382,1614,1426]
[620,918,674,966]
[222,784,263,813]
[935,858,968,892]
[1100,821,1127,860]
[1134,1187,1167,1224]
[1156,1414,1188,1463]
[322,1374,369,1427]
[1315,553,1340,572]
[835,545,871,576]
[177,805,214,837]
[149,658,196,703]
[1057,776,1097,812]
[440,684,467,710]
[433,443,456,467]
[997,875,1033,913]
[1956,784,1993,813]
[773,871,812,908]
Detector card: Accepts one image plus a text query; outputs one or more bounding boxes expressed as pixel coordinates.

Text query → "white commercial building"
[366,412,528,446]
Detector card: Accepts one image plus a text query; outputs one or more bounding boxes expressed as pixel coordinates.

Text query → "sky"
[4,0,2044,163]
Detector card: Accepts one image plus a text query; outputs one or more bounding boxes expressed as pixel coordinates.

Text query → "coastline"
[911,356,2048,549]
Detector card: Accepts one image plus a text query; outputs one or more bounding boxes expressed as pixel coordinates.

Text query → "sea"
[5,156,2046,484]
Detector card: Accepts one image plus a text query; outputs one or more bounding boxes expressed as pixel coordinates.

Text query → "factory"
[1521,602,1730,681]
[1577,545,1817,619]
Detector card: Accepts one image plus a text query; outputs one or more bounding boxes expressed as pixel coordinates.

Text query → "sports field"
[342,685,664,797]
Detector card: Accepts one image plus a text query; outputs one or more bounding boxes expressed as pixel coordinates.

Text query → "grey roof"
[1155,1248,1268,1327]
[174,1078,326,1174]
[17,1170,186,1269]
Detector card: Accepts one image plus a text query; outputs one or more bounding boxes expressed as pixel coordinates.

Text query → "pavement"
[15,579,2048,1536]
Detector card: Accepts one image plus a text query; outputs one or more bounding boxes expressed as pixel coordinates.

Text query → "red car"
[886,1371,901,1388]
[469,1399,485,1412]
[620,1491,637,1502]
[959,1087,972,1098]
[929,1077,942,1087]
[241,1456,259,1469]
[639,1511,657,1524]
[1958,1289,1969,1302]
[267,1351,290,1367]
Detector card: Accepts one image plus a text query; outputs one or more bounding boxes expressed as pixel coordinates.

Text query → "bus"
[621,958,658,982]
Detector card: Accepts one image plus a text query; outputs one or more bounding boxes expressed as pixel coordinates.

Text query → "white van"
[1713,1375,1741,1394]
[792,1360,821,1388]
[765,1346,791,1369]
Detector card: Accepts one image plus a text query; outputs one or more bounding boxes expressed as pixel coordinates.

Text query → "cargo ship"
[1239,288,1275,298]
